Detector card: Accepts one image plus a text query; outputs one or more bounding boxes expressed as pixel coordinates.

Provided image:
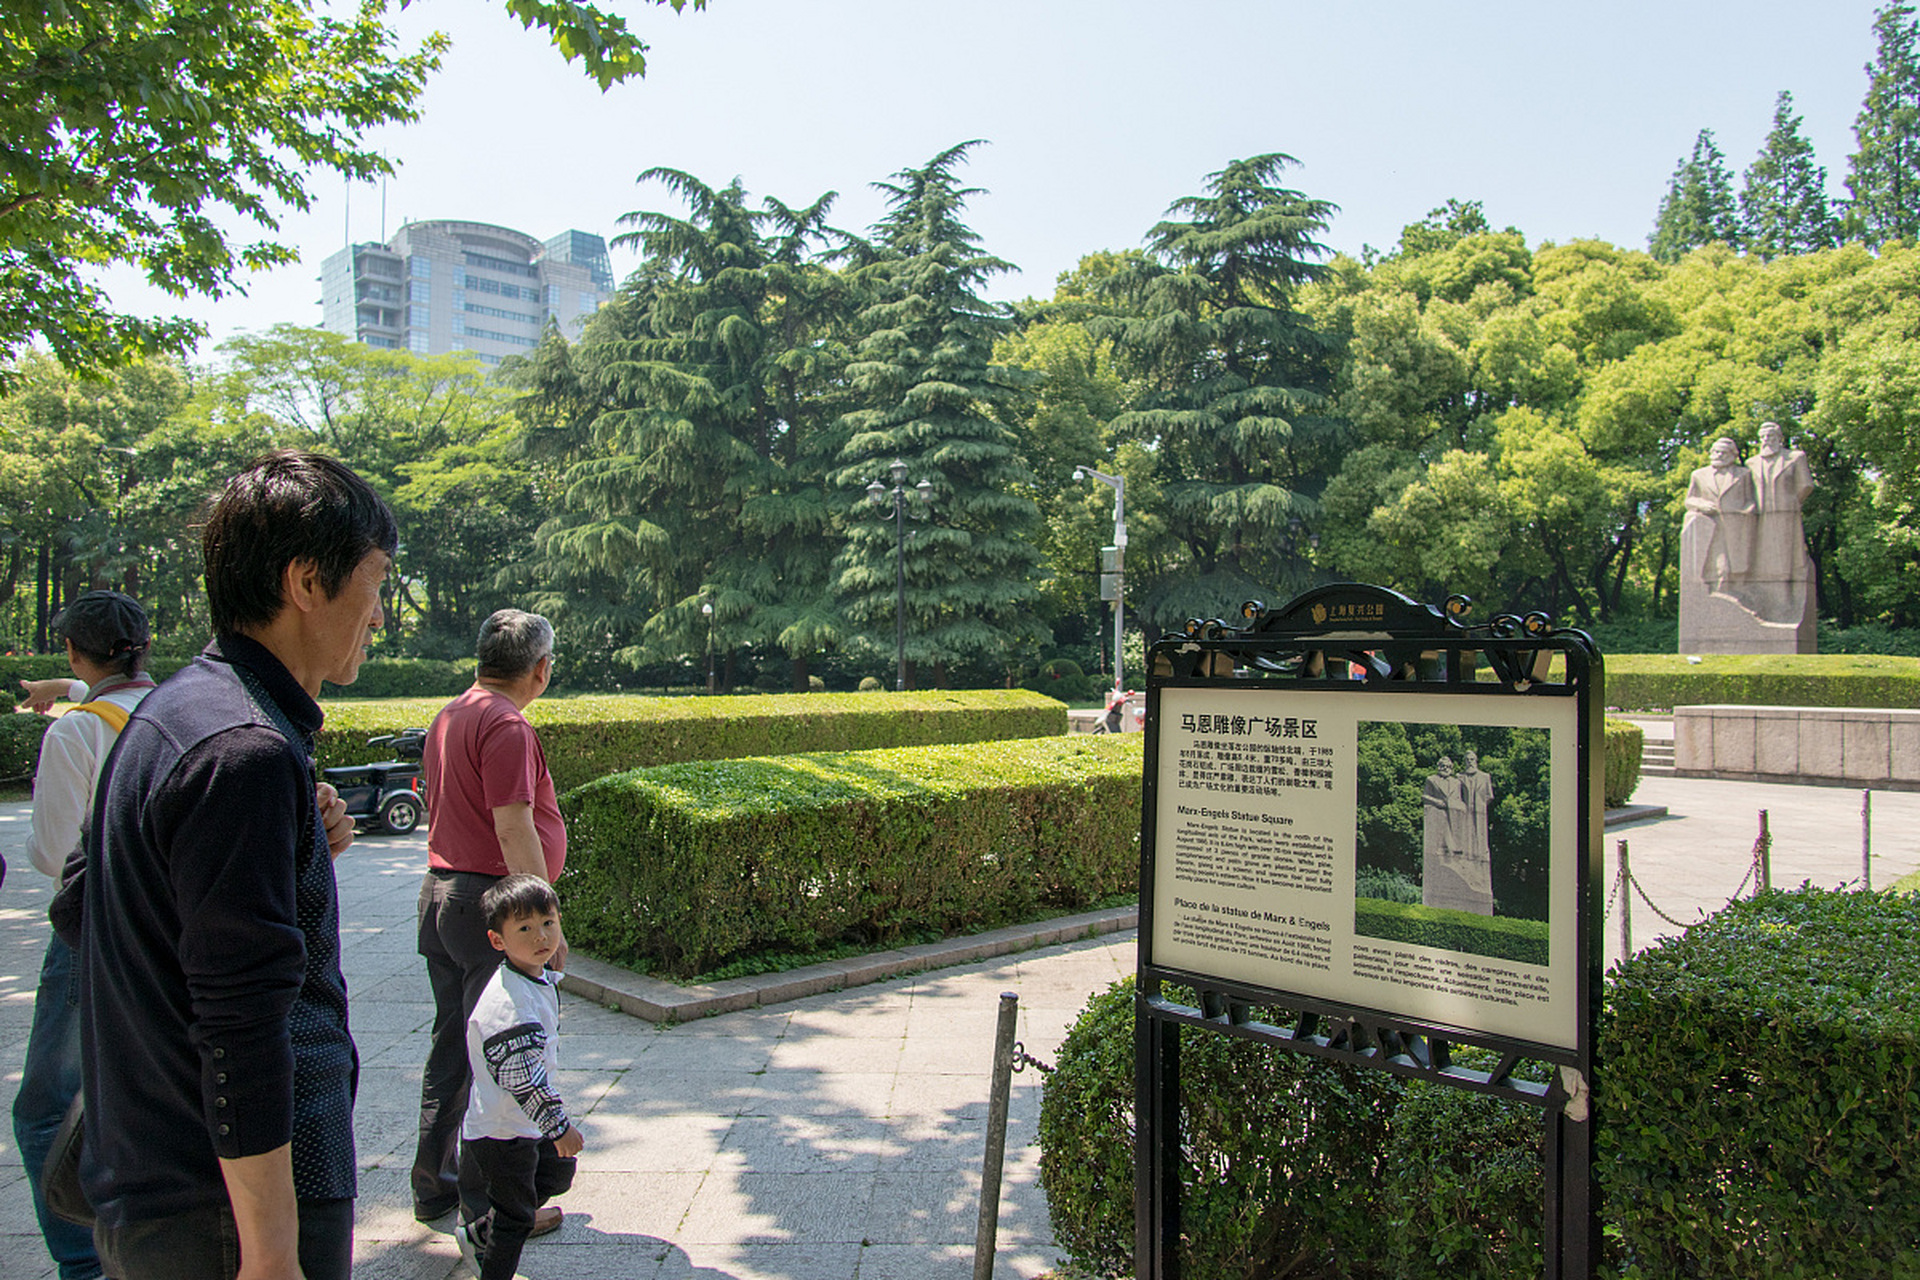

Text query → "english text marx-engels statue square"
[1679,422,1817,654]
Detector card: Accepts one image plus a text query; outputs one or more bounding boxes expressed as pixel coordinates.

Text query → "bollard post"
[973,991,1020,1280]
[1864,790,1873,891]
[1756,809,1771,895]
[1617,839,1631,964]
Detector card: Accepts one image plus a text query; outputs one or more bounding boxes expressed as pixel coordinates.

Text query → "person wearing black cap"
[15,591,156,1280]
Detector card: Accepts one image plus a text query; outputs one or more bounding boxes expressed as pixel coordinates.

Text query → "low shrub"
[1383,1048,1549,1280]
[1601,886,1920,1277]
[322,656,472,700]
[1037,978,1398,1280]
[558,734,1142,977]
[314,688,1069,792]
[1604,653,1920,711]
[1604,717,1643,807]
[0,712,51,781]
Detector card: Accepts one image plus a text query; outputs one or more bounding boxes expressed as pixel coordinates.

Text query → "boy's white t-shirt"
[462,959,571,1142]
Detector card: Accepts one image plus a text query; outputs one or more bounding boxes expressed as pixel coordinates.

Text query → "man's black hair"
[483,874,559,933]
[202,449,398,636]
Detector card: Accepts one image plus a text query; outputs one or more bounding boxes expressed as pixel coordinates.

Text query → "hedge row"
[1354,900,1550,966]
[1040,886,1920,1279]
[1605,653,1920,711]
[1604,717,1643,807]
[557,734,1142,978]
[316,688,1067,793]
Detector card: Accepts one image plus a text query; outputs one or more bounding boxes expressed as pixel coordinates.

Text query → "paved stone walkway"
[4,770,1918,1278]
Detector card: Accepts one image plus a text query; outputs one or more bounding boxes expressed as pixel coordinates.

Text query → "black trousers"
[94,1196,353,1280]
[412,868,503,1217]
[460,1136,576,1280]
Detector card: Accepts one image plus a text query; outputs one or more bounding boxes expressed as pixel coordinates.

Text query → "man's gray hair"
[476,608,554,680]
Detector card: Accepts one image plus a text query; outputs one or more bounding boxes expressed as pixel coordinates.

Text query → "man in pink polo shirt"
[411,609,568,1235]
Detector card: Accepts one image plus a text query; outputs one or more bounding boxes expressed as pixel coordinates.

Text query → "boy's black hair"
[483,873,559,933]
[202,449,398,635]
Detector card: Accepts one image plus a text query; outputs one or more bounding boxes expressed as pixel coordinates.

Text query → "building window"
[408,304,430,328]
[580,292,598,314]
[408,332,429,353]
[410,281,430,302]
[410,255,431,280]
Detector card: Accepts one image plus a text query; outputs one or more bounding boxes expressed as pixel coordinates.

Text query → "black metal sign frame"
[1135,583,1602,1280]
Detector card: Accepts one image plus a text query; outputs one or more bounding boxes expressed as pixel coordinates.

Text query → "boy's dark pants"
[460,1135,576,1280]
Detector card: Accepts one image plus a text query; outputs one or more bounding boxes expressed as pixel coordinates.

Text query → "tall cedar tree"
[832,142,1042,687]
[1847,3,1920,246]
[521,171,849,687]
[1091,153,1341,629]
[1648,129,1742,262]
[1741,91,1840,259]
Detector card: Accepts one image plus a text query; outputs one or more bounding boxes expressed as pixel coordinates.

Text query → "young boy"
[458,874,582,1279]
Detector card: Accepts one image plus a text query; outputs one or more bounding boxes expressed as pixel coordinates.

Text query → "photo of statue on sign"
[1354,722,1551,966]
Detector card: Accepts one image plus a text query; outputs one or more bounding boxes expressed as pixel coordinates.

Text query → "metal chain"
[1010,1041,1053,1075]
[1615,840,1765,933]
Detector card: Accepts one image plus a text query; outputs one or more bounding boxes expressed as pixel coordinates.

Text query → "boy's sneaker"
[456,1219,486,1277]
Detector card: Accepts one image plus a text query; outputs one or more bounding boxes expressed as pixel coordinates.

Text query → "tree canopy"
[0,0,703,383]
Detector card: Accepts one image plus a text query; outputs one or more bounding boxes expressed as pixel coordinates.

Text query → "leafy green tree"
[833,142,1043,686]
[1091,154,1342,629]
[1649,129,1742,262]
[0,0,702,381]
[1846,2,1920,247]
[1741,91,1840,259]
[208,325,538,652]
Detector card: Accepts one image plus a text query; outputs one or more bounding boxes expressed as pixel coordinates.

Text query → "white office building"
[320,221,615,364]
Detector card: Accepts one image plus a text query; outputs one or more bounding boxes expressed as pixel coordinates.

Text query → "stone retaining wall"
[1675,704,1920,790]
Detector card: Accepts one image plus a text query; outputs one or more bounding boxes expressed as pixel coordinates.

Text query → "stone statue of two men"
[1678,422,1816,654]
[1421,750,1495,916]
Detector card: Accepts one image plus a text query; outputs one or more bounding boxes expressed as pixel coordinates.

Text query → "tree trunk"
[790,654,810,692]
[34,538,50,653]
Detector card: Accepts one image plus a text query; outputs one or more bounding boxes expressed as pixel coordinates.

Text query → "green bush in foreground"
[559,734,1142,978]
[1038,979,1398,1280]
[315,688,1067,792]
[1602,886,1920,1278]
[1040,887,1920,1279]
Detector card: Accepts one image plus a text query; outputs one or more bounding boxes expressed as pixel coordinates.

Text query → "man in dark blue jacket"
[81,450,395,1280]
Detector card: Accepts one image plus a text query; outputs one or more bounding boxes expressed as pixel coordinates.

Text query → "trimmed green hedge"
[321,657,472,700]
[557,734,1142,978]
[315,688,1068,793]
[1040,886,1920,1279]
[1601,886,1920,1277]
[1605,653,1920,711]
[0,713,51,782]
[1604,717,1643,808]
[1354,898,1550,966]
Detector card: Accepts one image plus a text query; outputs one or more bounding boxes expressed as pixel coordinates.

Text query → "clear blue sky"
[100,0,1888,356]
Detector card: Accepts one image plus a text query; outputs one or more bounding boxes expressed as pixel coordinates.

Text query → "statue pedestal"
[1678,577,1814,655]
[1423,850,1494,916]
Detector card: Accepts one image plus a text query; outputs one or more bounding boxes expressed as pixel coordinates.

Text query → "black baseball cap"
[53,591,150,664]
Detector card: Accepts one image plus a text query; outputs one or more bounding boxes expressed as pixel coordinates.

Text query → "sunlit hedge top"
[314,688,1068,793]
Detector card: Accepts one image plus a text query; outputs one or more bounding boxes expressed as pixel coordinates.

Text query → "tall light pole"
[701,599,715,694]
[866,458,933,691]
[1074,465,1126,692]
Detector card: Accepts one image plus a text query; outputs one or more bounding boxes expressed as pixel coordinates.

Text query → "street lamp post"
[701,600,715,694]
[866,459,933,691]
[1074,465,1126,692]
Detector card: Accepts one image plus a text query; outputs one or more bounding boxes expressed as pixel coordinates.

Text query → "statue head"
[1709,437,1740,468]
[1435,755,1454,777]
[1758,421,1785,454]
[1463,749,1480,773]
